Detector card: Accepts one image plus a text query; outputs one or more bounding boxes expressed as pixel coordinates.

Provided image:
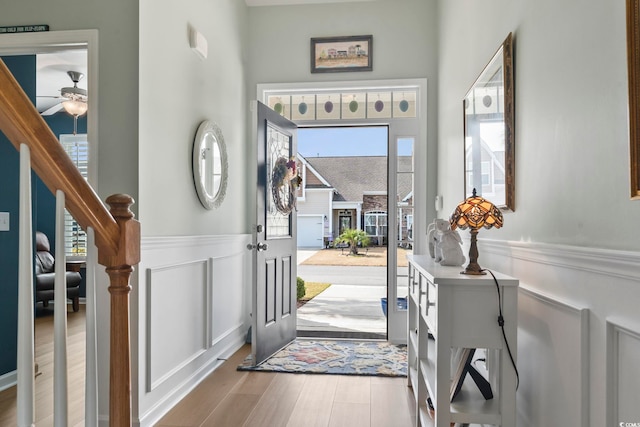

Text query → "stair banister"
[0,58,140,426]
[0,60,120,256]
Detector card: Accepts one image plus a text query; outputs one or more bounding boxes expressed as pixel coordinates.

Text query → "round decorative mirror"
[192,120,228,209]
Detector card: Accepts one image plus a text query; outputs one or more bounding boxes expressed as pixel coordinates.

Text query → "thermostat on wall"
[189,27,208,60]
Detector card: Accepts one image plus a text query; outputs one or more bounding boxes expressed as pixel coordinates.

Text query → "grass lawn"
[301,246,410,267]
[297,281,331,308]
[300,282,331,301]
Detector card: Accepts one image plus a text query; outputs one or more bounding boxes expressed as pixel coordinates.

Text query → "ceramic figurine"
[434,218,466,266]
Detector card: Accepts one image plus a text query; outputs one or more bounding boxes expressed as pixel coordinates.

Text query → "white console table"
[407,255,519,427]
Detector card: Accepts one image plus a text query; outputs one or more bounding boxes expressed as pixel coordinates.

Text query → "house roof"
[302,155,413,203]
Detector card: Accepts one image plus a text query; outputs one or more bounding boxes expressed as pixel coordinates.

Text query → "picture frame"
[463,32,515,211]
[310,35,373,73]
[450,348,475,401]
[627,0,640,199]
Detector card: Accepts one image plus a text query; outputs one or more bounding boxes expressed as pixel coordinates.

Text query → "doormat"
[237,340,407,377]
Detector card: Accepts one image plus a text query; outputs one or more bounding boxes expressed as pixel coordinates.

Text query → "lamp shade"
[62,99,88,117]
[450,188,503,231]
[449,189,503,275]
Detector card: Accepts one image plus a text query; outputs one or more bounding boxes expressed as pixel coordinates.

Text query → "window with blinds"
[59,134,88,258]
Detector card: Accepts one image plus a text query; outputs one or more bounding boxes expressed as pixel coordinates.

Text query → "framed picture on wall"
[310,35,373,73]
[627,0,640,199]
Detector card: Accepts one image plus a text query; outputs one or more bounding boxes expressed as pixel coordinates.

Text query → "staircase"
[0,58,139,426]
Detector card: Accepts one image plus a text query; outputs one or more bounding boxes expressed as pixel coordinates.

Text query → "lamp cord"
[483,269,520,391]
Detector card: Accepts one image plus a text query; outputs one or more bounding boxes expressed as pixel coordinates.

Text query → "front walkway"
[296,248,392,338]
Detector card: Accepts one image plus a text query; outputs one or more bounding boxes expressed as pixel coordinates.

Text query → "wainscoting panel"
[479,239,640,427]
[518,287,589,427]
[211,252,249,348]
[146,260,209,392]
[607,321,640,426]
[136,234,251,427]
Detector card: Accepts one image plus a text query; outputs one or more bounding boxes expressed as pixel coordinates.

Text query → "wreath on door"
[271,157,302,215]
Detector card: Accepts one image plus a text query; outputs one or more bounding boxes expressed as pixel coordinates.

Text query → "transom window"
[266,89,417,121]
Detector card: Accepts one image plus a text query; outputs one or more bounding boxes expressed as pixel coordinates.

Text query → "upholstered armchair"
[34,231,82,312]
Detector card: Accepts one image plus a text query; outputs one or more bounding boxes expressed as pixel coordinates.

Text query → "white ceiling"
[36,50,87,114]
[245,0,374,6]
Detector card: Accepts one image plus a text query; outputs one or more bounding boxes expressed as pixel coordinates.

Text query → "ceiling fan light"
[61,86,87,100]
[62,99,88,116]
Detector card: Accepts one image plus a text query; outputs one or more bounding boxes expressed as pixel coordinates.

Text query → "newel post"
[98,194,140,427]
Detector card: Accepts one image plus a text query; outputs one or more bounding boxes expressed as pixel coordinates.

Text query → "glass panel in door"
[266,124,293,239]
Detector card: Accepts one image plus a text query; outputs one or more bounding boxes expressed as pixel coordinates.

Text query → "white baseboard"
[135,326,246,427]
[0,370,16,392]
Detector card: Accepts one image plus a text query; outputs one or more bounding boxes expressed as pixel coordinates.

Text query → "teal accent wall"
[0,55,36,377]
[0,55,87,376]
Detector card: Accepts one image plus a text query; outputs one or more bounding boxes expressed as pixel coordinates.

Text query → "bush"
[296,276,306,300]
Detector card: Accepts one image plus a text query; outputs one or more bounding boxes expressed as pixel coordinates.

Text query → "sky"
[298,126,413,158]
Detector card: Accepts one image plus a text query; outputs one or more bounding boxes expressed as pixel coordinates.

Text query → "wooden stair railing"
[0,59,140,426]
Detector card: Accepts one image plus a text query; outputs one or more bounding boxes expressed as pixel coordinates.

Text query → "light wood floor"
[0,305,87,427]
[0,308,417,427]
[155,344,417,427]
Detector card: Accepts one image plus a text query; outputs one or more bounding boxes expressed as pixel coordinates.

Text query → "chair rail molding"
[479,239,640,282]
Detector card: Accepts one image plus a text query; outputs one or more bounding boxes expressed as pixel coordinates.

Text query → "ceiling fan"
[40,70,88,117]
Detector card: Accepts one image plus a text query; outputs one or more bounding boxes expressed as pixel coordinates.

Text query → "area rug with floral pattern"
[237,339,407,377]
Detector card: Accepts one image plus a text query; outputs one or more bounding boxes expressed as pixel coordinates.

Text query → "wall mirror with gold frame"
[464,32,515,211]
[627,0,640,199]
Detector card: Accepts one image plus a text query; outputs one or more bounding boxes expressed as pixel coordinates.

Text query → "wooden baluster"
[98,194,140,427]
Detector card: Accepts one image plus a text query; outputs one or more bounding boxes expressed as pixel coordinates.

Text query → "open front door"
[250,101,298,365]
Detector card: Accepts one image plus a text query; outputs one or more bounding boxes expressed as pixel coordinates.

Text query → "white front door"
[250,101,298,365]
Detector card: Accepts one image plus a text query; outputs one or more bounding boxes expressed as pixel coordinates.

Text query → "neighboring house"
[296,154,413,248]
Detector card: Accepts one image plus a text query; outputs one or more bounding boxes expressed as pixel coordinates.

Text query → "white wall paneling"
[135,234,251,427]
[146,259,210,392]
[479,239,640,427]
[518,286,589,427]
[607,321,640,426]
[210,252,250,348]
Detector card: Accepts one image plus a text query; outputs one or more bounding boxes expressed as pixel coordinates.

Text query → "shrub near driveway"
[301,247,410,267]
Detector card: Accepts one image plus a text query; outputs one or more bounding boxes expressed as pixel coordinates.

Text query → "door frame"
[257,79,428,344]
[0,30,99,189]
